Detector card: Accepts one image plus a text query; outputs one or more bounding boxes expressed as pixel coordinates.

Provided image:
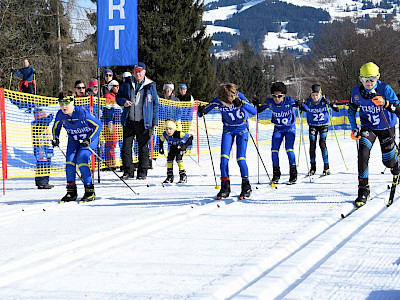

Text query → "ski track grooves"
[0,195,240,288]
[206,186,392,300]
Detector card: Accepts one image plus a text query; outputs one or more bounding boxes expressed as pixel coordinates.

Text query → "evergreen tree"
[0,0,77,96]
[137,0,214,100]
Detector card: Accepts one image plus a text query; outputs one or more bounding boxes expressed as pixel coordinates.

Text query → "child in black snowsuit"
[158,119,193,184]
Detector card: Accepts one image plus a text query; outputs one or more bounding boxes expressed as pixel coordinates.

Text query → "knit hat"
[179,84,187,90]
[103,68,113,76]
[360,62,380,78]
[108,80,119,90]
[311,84,322,95]
[88,80,98,88]
[165,119,177,130]
[163,83,174,91]
[123,72,132,78]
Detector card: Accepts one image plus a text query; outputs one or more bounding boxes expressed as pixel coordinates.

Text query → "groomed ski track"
[1,137,400,299]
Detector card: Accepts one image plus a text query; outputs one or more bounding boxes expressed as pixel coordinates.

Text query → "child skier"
[158,119,193,184]
[52,90,103,203]
[348,62,400,208]
[256,82,308,184]
[198,83,256,199]
[304,84,339,176]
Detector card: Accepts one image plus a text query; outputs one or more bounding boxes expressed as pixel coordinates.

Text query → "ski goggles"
[360,76,378,83]
[272,94,284,98]
[58,96,74,106]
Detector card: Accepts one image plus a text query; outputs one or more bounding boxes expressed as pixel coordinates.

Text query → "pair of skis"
[341,174,398,219]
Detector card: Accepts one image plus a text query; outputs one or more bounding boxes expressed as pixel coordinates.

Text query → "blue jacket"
[116,77,159,129]
[14,67,35,81]
[348,81,399,130]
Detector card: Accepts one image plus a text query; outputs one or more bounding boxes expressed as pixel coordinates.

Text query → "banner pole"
[97,67,101,183]
[0,88,8,195]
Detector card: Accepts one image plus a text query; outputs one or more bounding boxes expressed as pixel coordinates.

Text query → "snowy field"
[1,133,400,299]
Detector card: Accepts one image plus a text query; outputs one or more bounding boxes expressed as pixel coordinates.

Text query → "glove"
[252,96,260,106]
[372,95,387,107]
[296,100,307,112]
[232,97,243,108]
[351,128,361,141]
[332,104,340,112]
[11,68,16,73]
[159,146,164,155]
[32,70,36,75]
[51,138,59,148]
[79,138,91,147]
[198,105,206,117]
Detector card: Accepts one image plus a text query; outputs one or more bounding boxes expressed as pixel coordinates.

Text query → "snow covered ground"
[1,132,400,299]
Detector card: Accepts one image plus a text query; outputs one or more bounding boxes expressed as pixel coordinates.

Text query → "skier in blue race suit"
[348,62,400,208]
[256,81,309,185]
[198,83,257,199]
[304,84,339,176]
[52,90,103,203]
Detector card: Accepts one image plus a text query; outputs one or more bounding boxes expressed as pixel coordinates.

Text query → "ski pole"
[326,103,348,170]
[381,167,387,174]
[296,107,302,168]
[8,72,12,90]
[203,115,220,189]
[85,144,139,195]
[239,111,274,187]
[56,146,84,184]
[299,109,312,182]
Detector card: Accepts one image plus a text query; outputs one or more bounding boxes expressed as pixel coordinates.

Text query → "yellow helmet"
[360,62,380,79]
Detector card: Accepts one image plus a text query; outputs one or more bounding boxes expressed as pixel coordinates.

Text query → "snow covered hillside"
[206,0,400,54]
[1,131,400,299]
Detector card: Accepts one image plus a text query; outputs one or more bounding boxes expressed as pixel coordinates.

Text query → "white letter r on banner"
[109,0,126,20]
[109,25,125,49]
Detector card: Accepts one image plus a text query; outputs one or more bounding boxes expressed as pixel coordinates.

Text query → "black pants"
[358,126,398,185]
[21,82,35,94]
[309,125,328,164]
[122,120,151,176]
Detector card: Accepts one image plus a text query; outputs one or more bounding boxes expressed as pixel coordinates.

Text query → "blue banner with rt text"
[97,0,138,67]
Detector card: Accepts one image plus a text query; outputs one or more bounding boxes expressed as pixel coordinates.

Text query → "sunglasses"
[105,74,113,77]
[112,85,119,88]
[92,86,98,89]
[75,86,86,90]
[272,94,284,98]
[59,98,74,106]
[360,76,378,83]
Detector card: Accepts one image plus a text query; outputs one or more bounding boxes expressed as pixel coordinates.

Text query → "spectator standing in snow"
[116,62,159,180]
[13,58,36,94]
[32,108,54,189]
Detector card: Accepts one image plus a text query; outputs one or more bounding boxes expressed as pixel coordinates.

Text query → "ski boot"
[163,169,174,184]
[178,170,187,184]
[79,185,96,203]
[60,184,77,203]
[271,166,281,184]
[217,179,231,200]
[240,180,252,199]
[308,162,316,176]
[323,163,331,176]
[288,166,297,184]
[354,185,370,209]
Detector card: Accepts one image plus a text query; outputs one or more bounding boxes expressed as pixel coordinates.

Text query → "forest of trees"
[2,0,400,103]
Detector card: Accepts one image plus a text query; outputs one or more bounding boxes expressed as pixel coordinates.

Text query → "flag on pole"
[97,0,138,67]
